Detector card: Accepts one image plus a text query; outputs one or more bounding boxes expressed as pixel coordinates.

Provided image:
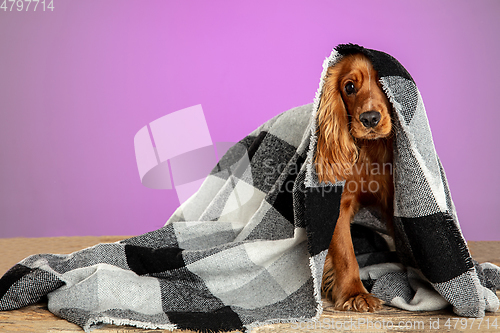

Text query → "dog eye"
[344,82,356,95]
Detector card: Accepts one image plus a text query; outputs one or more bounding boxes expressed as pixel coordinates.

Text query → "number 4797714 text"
[1,0,54,11]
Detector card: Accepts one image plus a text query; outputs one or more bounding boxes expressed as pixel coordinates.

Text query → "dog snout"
[359,111,381,128]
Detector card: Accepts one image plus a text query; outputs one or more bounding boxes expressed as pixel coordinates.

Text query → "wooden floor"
[0,237,499,333]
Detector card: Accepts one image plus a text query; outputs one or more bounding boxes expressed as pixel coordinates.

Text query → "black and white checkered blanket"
[1,44,499,332]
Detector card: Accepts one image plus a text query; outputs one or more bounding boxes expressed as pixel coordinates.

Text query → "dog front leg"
[322,194,383,312]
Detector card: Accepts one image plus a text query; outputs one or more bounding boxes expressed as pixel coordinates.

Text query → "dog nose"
[359,111,381,128]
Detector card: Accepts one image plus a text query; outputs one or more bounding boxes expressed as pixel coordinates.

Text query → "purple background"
[0,0,499,240]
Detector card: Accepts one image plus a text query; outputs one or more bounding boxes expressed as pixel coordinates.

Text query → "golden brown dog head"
[315,53,393,183]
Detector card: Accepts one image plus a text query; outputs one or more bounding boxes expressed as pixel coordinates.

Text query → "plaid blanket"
[1,44,499,332]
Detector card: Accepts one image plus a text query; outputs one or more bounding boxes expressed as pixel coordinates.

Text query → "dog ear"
[315,66,358,183]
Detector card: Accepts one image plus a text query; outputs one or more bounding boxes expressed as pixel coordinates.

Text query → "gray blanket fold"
[1,44,498,332]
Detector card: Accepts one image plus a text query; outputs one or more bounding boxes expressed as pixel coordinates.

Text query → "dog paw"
[339,293,383,312]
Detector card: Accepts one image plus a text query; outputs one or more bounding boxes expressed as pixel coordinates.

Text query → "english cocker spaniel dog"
[316,53,394,312]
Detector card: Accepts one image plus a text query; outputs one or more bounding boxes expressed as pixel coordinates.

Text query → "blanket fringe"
[309,254,325,319]
[245,316,322,333]
[83,316,177,333]
[443,212,474,268]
